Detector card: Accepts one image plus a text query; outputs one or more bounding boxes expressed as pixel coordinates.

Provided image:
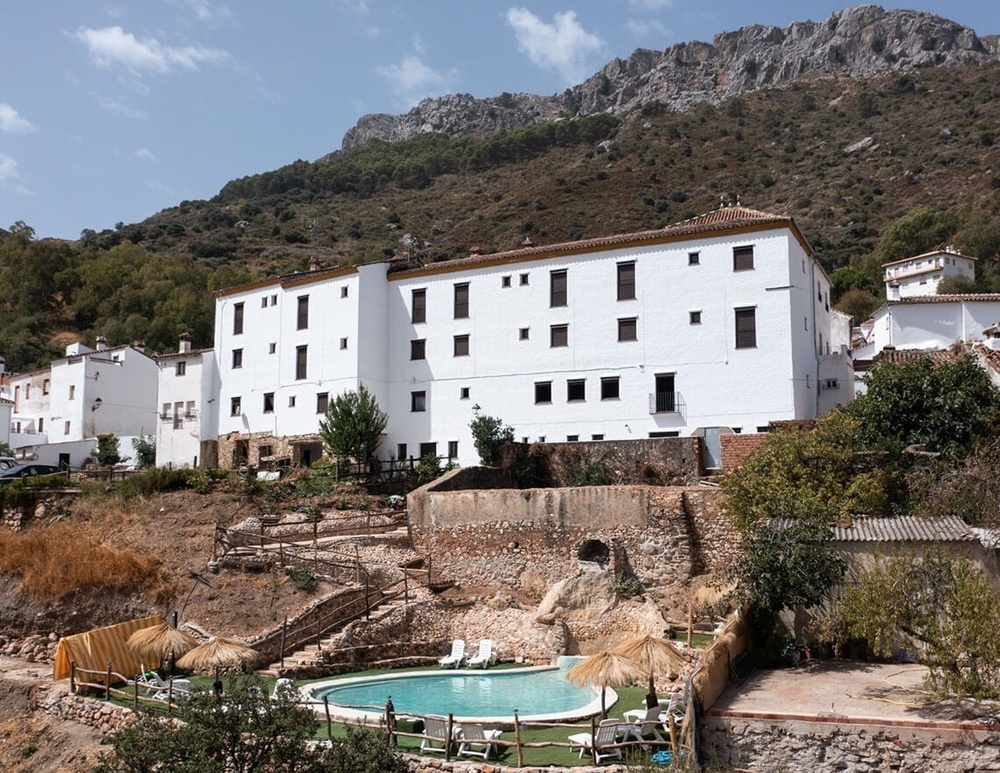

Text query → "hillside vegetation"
[4,64,1000,371]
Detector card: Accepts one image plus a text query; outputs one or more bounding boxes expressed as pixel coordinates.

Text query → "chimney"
[308,258,322,272]
[131,340,145,353]
[96,336,108,351]
[179,332,192,354]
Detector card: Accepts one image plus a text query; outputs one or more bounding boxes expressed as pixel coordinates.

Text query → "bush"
[285,565,318,591]
[116,467,194,499]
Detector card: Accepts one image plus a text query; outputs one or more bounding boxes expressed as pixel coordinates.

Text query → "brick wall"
[719,432,769,470]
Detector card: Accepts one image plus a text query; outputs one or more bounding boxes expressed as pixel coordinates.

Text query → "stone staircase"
[259,593,410,677]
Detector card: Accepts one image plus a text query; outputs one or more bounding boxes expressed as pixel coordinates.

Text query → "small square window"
[270,295,277,306]
[550,324,568,347]
[64,420,71,435]
[410,339,426,360]
[340,337,348,350]
[566,435,579,442]
[534,381,552,404]
[460,387,470,399]
[288,396,296,408]
[733,245,755,271]
[176,361,186,376]
[618,318,637,342]
[232,349,243,368]
[567,379,586,402]
[263,392,274,414]
[501,275,512,288]
[689,311,702,325]
[397,443,408,461]
[447,440,459,459]
[411,391,426,412]
[454,334,470,357]
[688,252,700,265]
[42,378,49,395]
[269,342,276,354]
[591,434,604,441]
[520,273,529,286]
[538,435,546,442]
[519,327,529,341]
[341,286,349,298]
[601,376,620,400]
[261,297,268,308]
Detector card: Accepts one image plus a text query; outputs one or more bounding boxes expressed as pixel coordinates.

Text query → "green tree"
[721,412,889,531]
[95,433,122,467]
[839,552,1000,699]
[131,436,156,469]
[94,674,405,772]
[318,385,389,462]
[845,354,1000,458]
[873,206,959,266]
[469,405,514,466]
[834,287,881,323]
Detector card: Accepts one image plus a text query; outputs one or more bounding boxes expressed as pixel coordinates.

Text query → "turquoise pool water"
[309,666,605,722]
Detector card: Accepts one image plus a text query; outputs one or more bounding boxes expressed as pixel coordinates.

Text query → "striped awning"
[53,614,164,682]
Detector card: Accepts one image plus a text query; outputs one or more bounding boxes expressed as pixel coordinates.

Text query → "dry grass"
[0,522,174,604]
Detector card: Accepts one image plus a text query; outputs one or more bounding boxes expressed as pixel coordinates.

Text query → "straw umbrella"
[127,622,198,674]
[176,637,258,692]
[610,634,687,706]
[566,651,645,718]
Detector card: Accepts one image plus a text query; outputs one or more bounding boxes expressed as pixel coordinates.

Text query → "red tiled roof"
[388,204,802,277]
[871,348,963,366]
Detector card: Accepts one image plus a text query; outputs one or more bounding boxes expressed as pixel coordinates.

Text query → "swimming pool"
[306,666,610,723]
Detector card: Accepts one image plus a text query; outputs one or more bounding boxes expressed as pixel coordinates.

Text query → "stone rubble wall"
[700,716,1000,773]
[0,632,57,663]
[1,492,77,532]
[40,686,137,736]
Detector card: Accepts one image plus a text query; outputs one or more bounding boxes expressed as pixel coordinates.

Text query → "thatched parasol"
[176,637,258,675]
[566,651,645,718]
[127,623,198,672]
[610,634,687,704]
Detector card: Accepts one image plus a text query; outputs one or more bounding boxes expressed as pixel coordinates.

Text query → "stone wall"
[1,491,77,532]
[41,687,136,736]
[700,716,1000,772]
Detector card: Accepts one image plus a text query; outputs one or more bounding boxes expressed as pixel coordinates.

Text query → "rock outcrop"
[338,5,1000,152]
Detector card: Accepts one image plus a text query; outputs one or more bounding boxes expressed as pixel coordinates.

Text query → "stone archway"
[577,538,610,566]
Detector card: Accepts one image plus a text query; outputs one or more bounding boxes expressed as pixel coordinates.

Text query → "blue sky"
[2,1,997,240]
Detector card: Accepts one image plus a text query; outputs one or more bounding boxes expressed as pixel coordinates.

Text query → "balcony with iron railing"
[649,391,681,414]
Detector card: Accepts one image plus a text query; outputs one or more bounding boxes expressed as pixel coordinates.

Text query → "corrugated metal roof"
[771,516,977,542]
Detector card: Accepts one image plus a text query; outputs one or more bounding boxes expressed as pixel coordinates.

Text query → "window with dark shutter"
[733,245,755,271]
[735,307,757,348]
[550,270,567,307]
[617,262,635,300]
[412,289,426,323]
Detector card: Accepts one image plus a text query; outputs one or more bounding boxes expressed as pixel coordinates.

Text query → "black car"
[0,464,64,483]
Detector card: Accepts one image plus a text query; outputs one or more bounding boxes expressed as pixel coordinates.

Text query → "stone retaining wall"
[1,491,77,532]
[700,715,1000,772]
[40,687,136,736]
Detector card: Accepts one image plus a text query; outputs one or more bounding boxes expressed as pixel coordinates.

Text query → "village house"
[882,246,976,300]
[154,333,220,469]
[209,205,854,470]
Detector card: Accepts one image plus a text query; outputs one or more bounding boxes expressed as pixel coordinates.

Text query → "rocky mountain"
[339,5,999,152]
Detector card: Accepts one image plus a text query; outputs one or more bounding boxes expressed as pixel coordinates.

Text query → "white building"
[155,333,220,469]
[213,205,853,469]
[883,247,975,300]
[7,338,158,468]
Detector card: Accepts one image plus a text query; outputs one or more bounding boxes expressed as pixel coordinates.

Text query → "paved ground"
[708,661,997,726]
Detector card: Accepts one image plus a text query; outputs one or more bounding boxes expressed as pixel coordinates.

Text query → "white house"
[212,205,853,469]
[155,333,220,468]
[883,247,976,300]
[7,338,159,468]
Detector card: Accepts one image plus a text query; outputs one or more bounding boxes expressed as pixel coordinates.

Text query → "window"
[520,273,529,286]
[69,385,75,400]
[173,401,184,429]
[288,395,296,408]
[617,262,635,300]
[232,349,243,369]
[550,324,568,347]
[316,392,329,414]
[566,435,579,442]
[454,334,469,357]
[259,445,273,461]
[297,295,309,330]
[37,418,43,432]
[411,289,426,323]
[733,245,754,271]
[42,378,49,395]
[295,345,308,379]
[447,441,459,459]
[601,376,620,400]
[270,294,277,306]
[233,302,244,334]
[162,402,170,419]
[618,317,637,342]
[269,342,276,354]
[649,430,680,438]
[567,379,586,402]
[263,393,274,413]
[550,270,567,307]
[591,434,604,441]
[501,275,511,288]
[460,387,470,399]
[454,283,469,319]
[231,396,242,416]
[64,420,71,435]
[176,361,186,376]
[519,327,529,341]
[397,443,408,461]
[688,251,700,265]
[261,297,268,308]
[534,381,552,404]
[735,307,757,348]
[419,442,437,459]
[689,311,702,325]
[340,337,348,350]
[410,339,426,360]
[411,391,426,412]
[341,286,349,298]
[654,373,676,413]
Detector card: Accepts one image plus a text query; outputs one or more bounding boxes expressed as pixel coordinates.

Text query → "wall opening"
[577,539,610,565]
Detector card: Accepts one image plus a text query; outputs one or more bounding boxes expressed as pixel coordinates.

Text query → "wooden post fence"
[105,661,112,701]
[279,615,287,669]
[70,662,76,694]
[323,695,332,739]
[445,713,454,762]
[133,678,139,710]
[514,709,524,768]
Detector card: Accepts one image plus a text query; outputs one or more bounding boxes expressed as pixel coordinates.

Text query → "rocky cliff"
[339,5,1000,152]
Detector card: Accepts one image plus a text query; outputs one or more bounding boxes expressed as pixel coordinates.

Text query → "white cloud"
[135,148,156,161]
[625,18,669,38]
[176,0,232,22]
[0,152,19,183]
[505,8,604,85]
[629,0,673,9]
[98,96,148,120]
[73,26,230,75]
[375,54,457,108]
[0,104,34,134]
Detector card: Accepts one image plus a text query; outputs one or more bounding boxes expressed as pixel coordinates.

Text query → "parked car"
[0,464,64,483]
[0,456,18,471]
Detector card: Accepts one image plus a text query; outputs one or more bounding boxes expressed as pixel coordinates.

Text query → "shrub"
[285,565,318,591]
[116,467,193,499]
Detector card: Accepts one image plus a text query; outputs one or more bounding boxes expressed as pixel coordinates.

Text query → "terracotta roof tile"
[872,348,963,366]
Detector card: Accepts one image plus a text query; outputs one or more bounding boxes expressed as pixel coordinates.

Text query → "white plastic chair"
[438,639,466,668]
